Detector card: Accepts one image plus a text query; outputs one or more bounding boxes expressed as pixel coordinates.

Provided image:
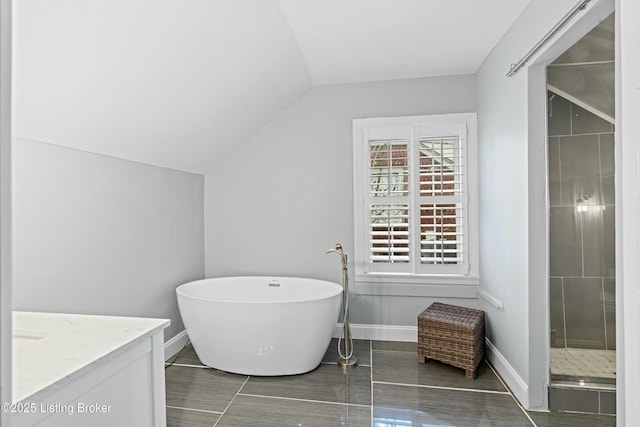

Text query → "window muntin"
[369,139,409,197]
[419,137,463,197]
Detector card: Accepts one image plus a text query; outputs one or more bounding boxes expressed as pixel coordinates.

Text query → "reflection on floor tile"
[166,406,220,427]
[323,338,371,365]
[373,348,506,392]
[216,395,371,427]
[241,363,371,406]
[372,340,417,353]
[528,410,616,427]
[165,339,617,427]
[374,383,533,427]
[165,365,247,412]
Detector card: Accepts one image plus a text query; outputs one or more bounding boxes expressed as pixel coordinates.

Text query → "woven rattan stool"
[418,302,485,379]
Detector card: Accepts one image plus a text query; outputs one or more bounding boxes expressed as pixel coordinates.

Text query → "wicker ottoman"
[418,302,485,379]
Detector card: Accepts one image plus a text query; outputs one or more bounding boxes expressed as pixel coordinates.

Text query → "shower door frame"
[523,0,615,411]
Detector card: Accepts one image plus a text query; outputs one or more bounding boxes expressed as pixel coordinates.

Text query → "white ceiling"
[12,0,531,174]
[280,0,532,85]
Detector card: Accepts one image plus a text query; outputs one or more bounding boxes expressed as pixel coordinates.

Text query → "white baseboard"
[485,338,529,408]
[167,324,416,362]
[164,330,189,361]
[333,323,417,342]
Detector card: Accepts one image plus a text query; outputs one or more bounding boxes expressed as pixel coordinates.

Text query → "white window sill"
[354,272,479,298]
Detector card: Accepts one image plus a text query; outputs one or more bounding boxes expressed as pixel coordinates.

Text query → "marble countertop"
[12,311,169,403]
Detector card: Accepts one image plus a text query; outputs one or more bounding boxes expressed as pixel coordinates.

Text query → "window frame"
[352,113,479,292]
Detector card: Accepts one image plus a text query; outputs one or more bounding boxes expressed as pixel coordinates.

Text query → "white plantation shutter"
[364,128,412,273]
[354,114,475,279]
[415,127,469,274]
[369,204,409,264]
[419,203,464,264]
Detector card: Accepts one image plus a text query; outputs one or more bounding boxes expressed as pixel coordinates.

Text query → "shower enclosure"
[546,13,616,414]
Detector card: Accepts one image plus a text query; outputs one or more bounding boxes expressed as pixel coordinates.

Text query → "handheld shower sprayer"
[326,243,357,370]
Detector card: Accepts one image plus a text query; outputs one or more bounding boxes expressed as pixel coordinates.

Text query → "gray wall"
[204,75,477,326]
[548,93,616,350]
[12,138,205,340]
[475,0,614,409]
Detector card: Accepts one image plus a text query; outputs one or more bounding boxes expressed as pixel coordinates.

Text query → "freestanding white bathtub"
[176,276,342,376]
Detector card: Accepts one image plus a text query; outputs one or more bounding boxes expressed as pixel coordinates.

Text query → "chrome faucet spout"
[326,243,347,268]
[326,243,343,254]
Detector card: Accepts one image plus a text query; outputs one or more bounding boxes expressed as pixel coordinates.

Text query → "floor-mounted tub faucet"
[326,243,357,370]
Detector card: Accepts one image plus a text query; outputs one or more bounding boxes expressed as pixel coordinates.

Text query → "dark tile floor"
[164,339,616,427]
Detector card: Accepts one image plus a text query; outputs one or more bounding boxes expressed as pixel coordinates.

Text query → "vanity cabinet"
[12,312,169,427]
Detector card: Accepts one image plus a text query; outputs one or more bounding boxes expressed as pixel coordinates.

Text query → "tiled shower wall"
[548,92,615,350]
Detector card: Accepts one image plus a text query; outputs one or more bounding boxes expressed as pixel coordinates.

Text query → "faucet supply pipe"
[326,243,357,370]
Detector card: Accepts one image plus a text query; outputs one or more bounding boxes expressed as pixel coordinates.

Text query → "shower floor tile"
[551,347,616,383]
[165,340,616,426]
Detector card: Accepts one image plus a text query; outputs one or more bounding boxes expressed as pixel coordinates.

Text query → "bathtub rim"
[176,275,344,305]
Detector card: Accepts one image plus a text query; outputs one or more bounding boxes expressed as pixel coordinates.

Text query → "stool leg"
[466,368,476,380]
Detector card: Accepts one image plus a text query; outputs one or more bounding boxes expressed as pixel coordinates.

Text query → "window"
[353,113,478,286]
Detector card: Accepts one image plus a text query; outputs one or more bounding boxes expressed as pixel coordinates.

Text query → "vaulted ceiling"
[13,0,531,174]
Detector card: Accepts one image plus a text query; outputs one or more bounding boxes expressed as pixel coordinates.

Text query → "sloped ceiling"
[13,0,530,174]
[279,0,533,85]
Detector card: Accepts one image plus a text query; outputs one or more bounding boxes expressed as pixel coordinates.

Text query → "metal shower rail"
[506,0,592,77]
